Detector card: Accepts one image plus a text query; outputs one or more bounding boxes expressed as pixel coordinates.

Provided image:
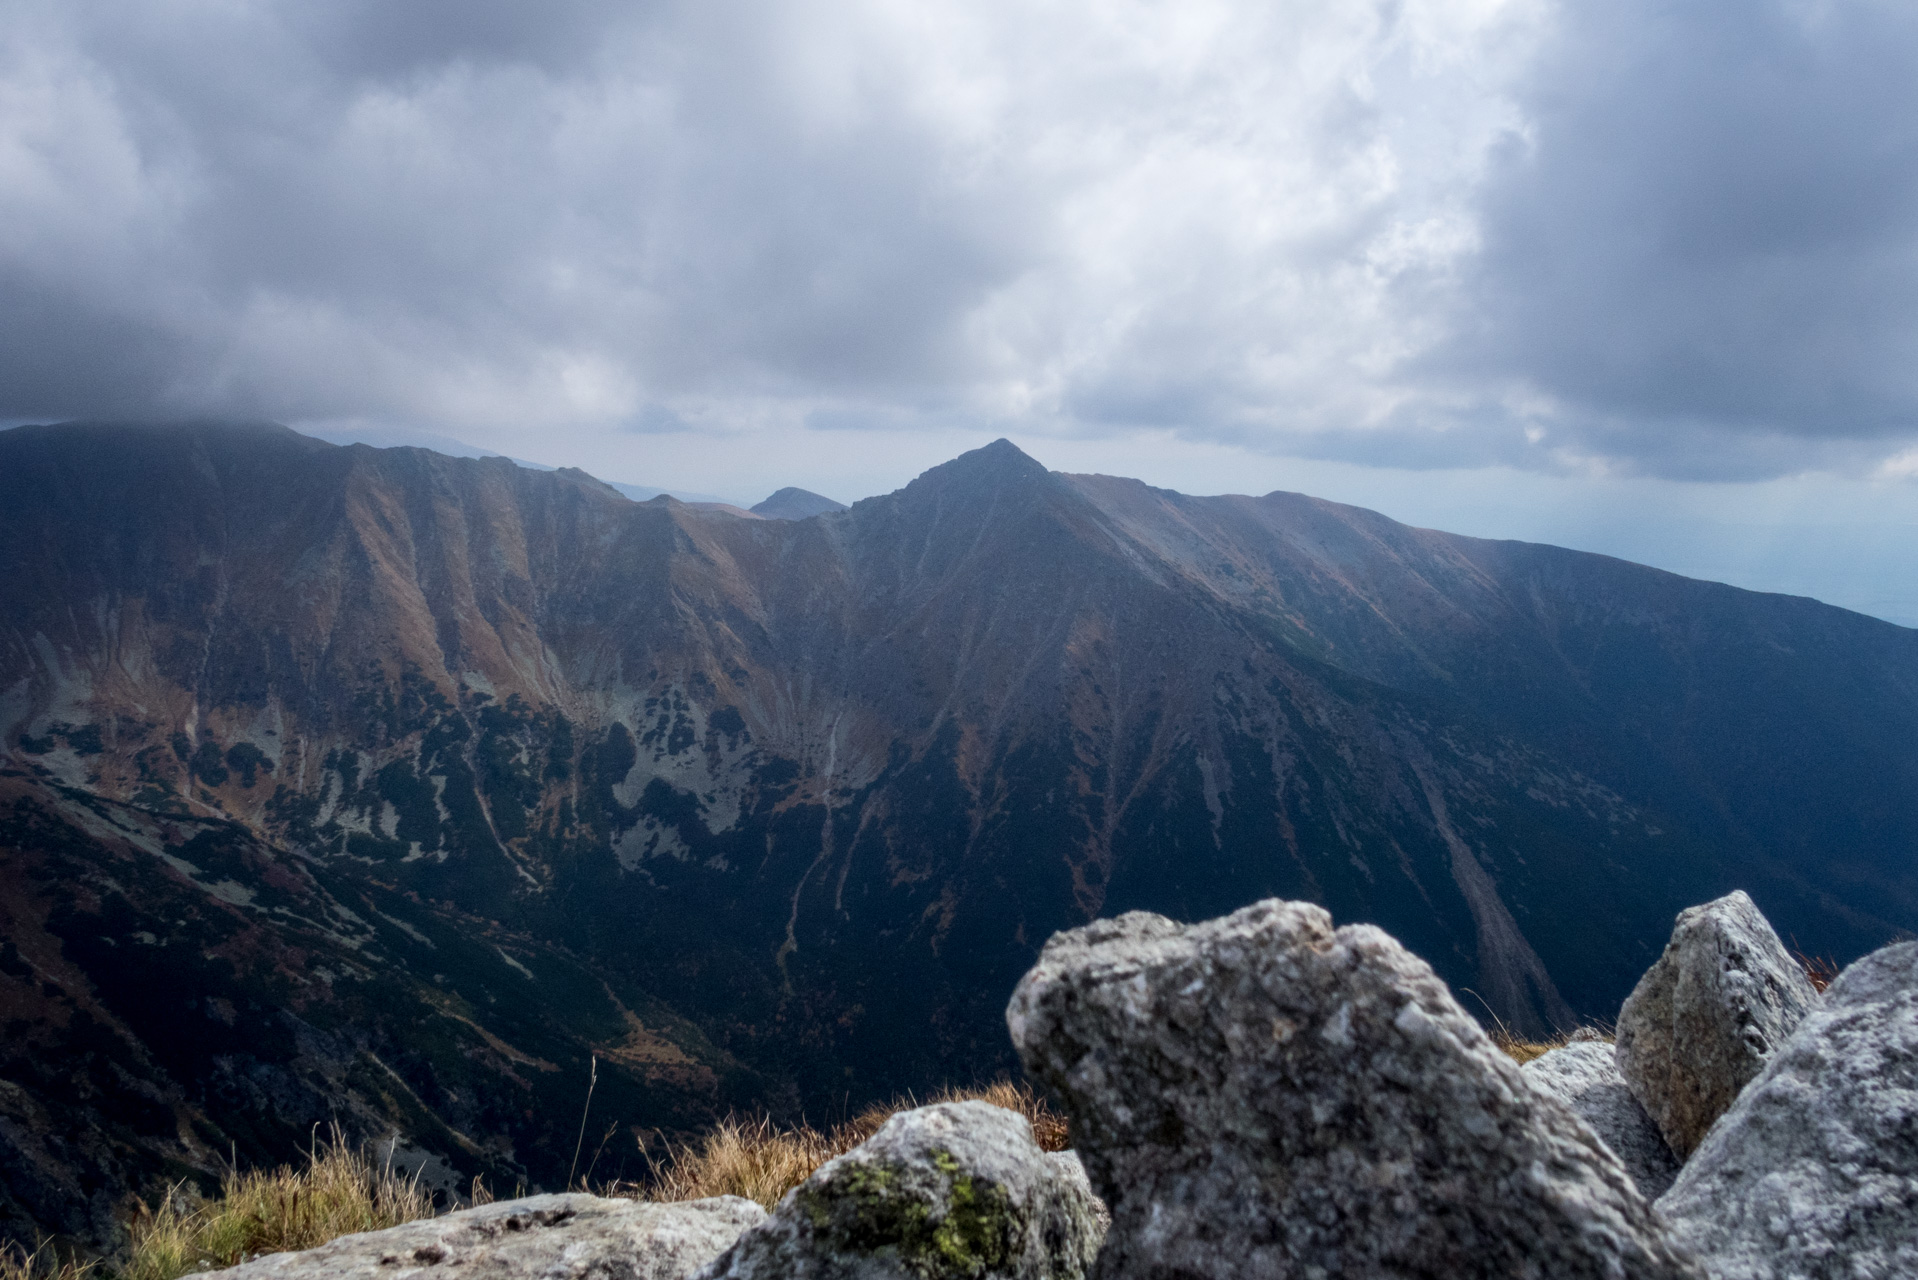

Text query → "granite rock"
[696,1101,1104,1280]
[1658,941,1918,1280]
[1524,1042,1681,1199]
[183,1193,765,1280]
[1614,891,1819,1159]
[1007,899,1701,1280]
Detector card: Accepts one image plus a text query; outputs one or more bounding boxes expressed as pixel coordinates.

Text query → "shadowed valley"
[4,421,1916,1244]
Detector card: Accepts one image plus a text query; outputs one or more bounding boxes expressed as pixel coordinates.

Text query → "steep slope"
[0,772,751,1247]
[4,423,1917,1244]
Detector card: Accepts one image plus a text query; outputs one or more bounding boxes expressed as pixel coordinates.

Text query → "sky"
[4,0,1917,621]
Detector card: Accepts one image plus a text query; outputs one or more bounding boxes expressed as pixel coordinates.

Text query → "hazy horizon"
[4,0,1916,622]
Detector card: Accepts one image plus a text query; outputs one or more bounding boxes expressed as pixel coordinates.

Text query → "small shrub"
[641,1080,1070,1210]
[124,1127,435,1280]
[187,741,228,788]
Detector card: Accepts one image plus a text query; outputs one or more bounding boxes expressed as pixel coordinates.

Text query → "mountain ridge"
[3,421,1915,1244]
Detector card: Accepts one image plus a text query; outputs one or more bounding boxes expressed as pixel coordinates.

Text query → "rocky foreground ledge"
[189,891,1918,1280]
[179,1196,766,1280]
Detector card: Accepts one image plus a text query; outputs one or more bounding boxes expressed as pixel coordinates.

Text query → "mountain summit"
[3,420,1915,1240]
[750,487,848,519]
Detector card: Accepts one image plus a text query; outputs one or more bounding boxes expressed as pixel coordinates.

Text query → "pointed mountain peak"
[968,437,1044,471]
[752,487,849,520]
[909,438,1052,494]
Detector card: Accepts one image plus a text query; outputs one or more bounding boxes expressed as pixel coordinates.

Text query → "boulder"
[1657,941,1918,1280]
[1524,1041,1681,1199]
[1007,900,1701,1280]
[696,1101,1104,1280]
[1045,1153,1109,1236]
[1614,891,1818,1159]
[184,1193,765,1280]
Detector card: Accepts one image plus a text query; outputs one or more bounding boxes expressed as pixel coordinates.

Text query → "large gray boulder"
[1657,941,1918,1280]
[1614,891,1819,1159]
[1007,900,1702,1280]
[1524,1041,1681,1200]
[184,1193,765,1280]
[696,1101,1104,1280]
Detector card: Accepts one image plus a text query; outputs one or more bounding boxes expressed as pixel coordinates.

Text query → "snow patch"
[612,816,693,870]
[611,686,758,836]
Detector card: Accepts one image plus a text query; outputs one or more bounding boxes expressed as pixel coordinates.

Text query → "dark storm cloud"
[0,0,1034,425]
[3,0,1916,479]
[1451,0,1918,474]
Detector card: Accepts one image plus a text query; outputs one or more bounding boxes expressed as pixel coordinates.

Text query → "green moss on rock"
[796,1149,1017,1279]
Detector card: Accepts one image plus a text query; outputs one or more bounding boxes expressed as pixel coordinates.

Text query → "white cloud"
[2,0,1916,482]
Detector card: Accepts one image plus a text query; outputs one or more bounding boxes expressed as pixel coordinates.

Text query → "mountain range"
[3,420,1915,1246]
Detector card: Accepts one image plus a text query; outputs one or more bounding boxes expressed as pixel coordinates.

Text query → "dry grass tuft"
[1794,946,1841,994]
[0,1243,95,1280]
[123,1126,437,1280]
[930,1080,1070,1154]
[641,1079,1070,1211]
[1489,1025,1614,1066]
[640,1115,836,1210]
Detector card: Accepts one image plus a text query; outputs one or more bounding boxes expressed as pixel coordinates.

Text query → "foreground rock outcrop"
[1524,1041,1681,1200]
[184,1194,765,1280]
[697,1101,1105,1280]
[1007,900,1700,1280]
[1657,941,1918,1280]
[1614,892,1819,1159]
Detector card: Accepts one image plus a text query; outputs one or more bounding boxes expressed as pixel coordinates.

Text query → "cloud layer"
[3,0,1915,479]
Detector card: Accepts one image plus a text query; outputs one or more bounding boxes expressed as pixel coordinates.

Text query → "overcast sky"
[5,0,1917,620]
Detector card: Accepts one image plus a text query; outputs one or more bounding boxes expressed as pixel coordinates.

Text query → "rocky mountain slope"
[4,421,1916,1242]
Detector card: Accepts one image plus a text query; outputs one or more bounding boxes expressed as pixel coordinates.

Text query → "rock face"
[1524,1042,1681,1200]
[1007,900,1701,1280]
[1615,892,1820,1158]
[1658,941,1918,1280]
[696,1101,1104,1280]
[184,1194,765,1280]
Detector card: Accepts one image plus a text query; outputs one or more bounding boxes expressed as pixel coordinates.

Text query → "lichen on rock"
[697,1101,1102,1280]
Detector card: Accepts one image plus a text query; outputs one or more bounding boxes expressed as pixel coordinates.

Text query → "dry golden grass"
[1795,948,1841,994]
[0,1243,95,1280]
[930,1080,1070,1153]
[122,1127,436,1280]
[640,1080,1070,1211]
[639,1115,836,1210]
[1489,1025,1615,1066]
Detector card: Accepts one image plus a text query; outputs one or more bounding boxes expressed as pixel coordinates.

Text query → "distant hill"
[3,421,1916,1244]
[751,487,848,519]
